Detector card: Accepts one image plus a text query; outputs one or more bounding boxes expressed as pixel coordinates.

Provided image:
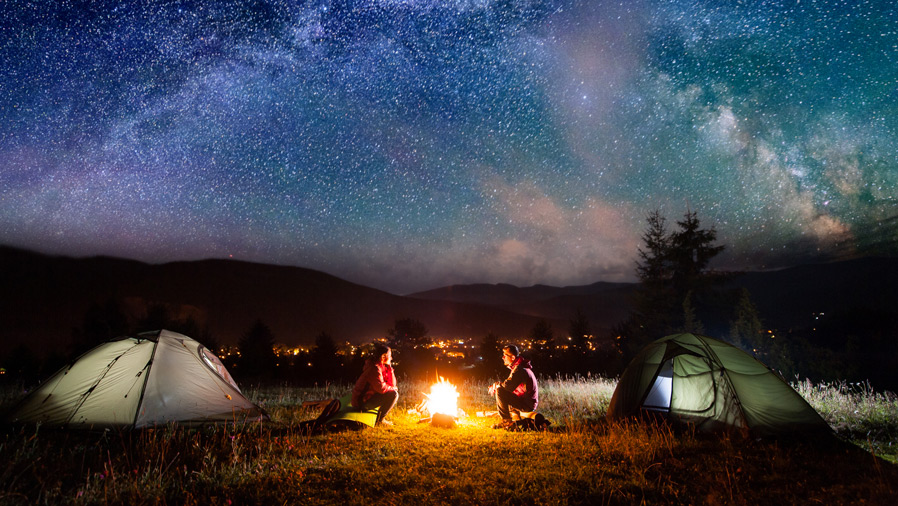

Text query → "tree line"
[3,208,895,389]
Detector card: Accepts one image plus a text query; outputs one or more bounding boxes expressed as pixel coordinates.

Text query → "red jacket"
[351,360,397,408]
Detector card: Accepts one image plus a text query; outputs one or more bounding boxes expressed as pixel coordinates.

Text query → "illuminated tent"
[5,330,267,429]
[607,333,830,435]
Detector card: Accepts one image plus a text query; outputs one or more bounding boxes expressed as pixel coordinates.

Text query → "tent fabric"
[5,330,267,429]
[607,333,830,435]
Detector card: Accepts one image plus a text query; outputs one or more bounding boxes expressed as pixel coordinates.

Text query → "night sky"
[2,0,896,294]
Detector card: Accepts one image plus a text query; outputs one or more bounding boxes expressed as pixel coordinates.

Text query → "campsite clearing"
[1,378,896,505]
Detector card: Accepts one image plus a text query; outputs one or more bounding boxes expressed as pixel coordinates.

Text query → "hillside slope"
[0,247,569,355]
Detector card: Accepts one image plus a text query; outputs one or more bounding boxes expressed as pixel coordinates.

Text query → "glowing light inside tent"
[643,360,673,412]
[422,377,459,417]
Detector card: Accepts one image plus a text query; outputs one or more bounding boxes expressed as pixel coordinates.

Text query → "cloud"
[489,179,567,233]
[540,1,649,165]
[321,175,643,293]
[474,177,640,285]
[731,132,854,247]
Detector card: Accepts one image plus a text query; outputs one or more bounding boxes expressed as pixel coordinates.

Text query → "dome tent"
[5,330,267,429]
[607,333,830,435]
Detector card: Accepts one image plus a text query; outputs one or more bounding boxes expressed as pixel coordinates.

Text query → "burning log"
[430,412,456,428]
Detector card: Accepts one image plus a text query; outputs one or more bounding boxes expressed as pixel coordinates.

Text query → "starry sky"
[1,0,896,294]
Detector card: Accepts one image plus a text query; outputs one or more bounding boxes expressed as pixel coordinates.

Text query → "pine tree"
[559,309,593,374]
[636,209,670,284]
[529,320,555,353]
[72,298,129,356]
[668,210,725,295]
[529,319,555,369]
[625,210,677,351]
[619,208,724,356]
[387,317,431,351]
[729,288,764,352]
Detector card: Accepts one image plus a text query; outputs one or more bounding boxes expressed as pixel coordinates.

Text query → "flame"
[422,377,459,417]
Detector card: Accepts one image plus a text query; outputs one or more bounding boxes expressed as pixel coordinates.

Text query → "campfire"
[412,377,465,428]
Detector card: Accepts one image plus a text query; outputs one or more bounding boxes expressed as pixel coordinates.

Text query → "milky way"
[1,0,896,293]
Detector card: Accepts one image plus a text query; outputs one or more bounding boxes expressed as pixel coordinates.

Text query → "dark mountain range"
[408,282,635,337]
[2,245,896,363]
[0,246,572,357]
[410,256,898,337]
[722,257,898,330]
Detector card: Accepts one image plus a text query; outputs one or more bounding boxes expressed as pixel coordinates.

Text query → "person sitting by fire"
[351,342,399,426]
[488,344,538,429]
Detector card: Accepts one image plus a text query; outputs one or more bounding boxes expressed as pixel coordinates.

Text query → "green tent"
[607,333,830,435]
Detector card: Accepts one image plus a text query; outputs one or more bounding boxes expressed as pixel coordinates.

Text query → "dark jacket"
[499,357,538,411]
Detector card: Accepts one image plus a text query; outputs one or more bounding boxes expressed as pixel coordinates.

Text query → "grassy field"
[1,377,897,505]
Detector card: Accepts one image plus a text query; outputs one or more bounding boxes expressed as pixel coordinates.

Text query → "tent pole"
[62,339,143,427]
[131,332,162,429]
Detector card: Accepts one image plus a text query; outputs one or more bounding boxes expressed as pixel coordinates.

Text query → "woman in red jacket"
[351,343,399,426]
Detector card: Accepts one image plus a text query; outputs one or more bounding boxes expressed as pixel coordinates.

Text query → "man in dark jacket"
[488,345,538,429]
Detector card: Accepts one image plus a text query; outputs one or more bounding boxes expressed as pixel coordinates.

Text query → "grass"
[1,377,896,505]
[793,379,898,463]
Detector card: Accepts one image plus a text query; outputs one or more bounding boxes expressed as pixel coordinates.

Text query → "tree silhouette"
[71,298,130,356]
[567,309,592,353]
[562,309,593,374]
[619,208,724,355]
[668,210,725,295]
[237,319,277,380]
[137,303,173,332]
[477,332,504,379]
[528,319,555,368]
[636,209,670,284]
[626,210,679,350]
[386,317,433,378]
[387,317,431,350]
[729,288,764,353]
[196,326,221,355]
[310,331,341,382]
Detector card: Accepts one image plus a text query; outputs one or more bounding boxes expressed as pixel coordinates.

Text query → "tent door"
[642,359,673,412]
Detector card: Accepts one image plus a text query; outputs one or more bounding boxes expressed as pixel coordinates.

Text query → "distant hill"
[723,257,898,330]
[408,282,635,338]
[408,256,898,337]
[2,246,896,361]
[0,246,574,356]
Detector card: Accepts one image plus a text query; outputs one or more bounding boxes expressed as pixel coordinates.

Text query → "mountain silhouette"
[0,246,573,356]
[2,246,896,364]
